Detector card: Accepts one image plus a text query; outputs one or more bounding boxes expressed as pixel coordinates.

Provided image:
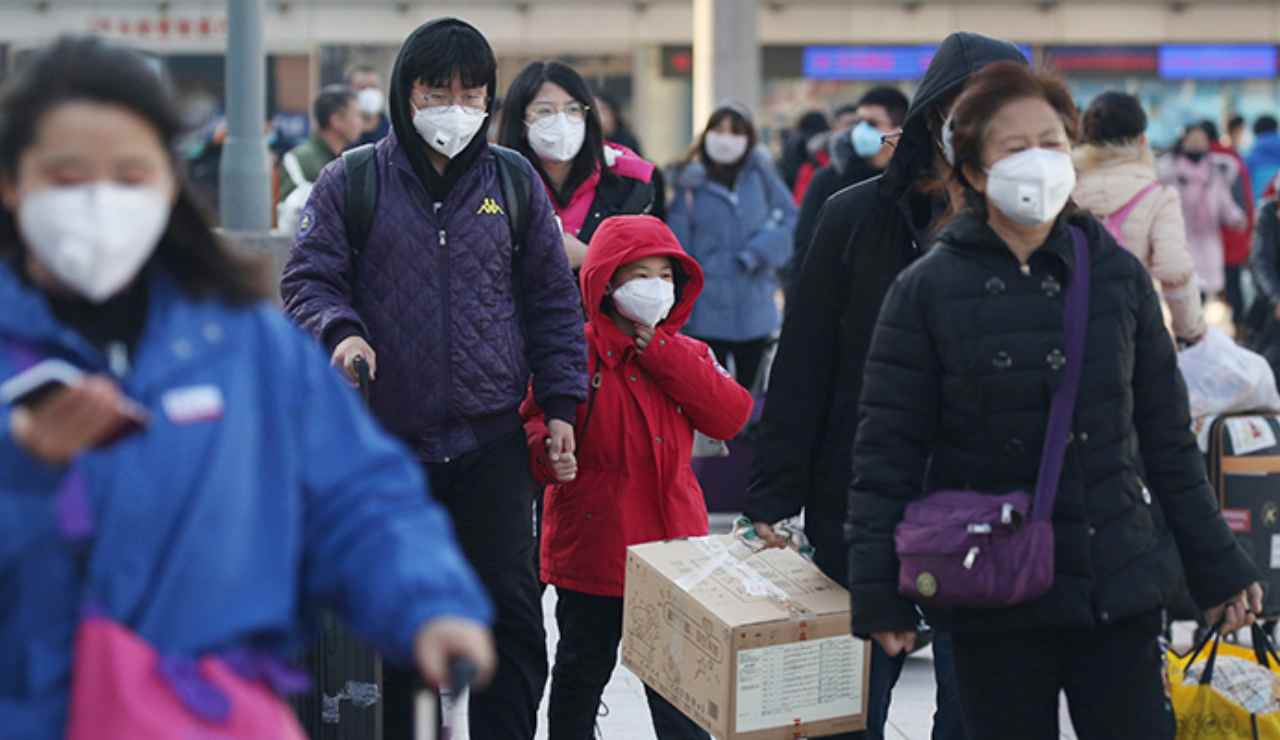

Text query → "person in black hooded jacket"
[745,32,1027,740]
[790,86,909,290]
[852,61,1260,740]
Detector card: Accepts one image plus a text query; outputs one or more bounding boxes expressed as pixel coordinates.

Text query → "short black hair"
[0,35,266,303]
[1229,114,1246,132]
[1256,115,1278,136]
[1200,119,1220,142]
[833,103,860,119]
[314,85,356,131]
[498,61,609,203]
[1081,91,1147,145]
[796,110,829,136]
[401,21,496,92]
[857,86,910,127]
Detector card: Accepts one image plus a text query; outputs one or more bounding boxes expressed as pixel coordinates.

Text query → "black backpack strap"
[491,145,535,319]
[341,144,379,269]
[491,145,532,252]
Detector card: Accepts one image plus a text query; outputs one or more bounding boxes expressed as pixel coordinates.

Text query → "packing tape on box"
[673,536,814,620]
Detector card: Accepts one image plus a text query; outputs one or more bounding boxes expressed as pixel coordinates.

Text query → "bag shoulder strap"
[341,144,379,259]
[282,151,310,189]
[1106,181,1162,231]
[1032,225,1091,520]
[491,145,532,250]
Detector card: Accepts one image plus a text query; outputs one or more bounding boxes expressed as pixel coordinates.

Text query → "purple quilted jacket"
[281,133,587,462]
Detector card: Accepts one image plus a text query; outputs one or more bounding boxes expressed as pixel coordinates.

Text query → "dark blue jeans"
[813,547,967,740]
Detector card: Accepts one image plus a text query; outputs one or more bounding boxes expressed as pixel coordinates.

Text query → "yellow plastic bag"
[1168,624,1280,739]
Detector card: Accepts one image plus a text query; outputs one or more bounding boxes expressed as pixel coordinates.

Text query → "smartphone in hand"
[2,359,148,447]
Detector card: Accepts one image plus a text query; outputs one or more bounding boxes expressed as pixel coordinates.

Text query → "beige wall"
[7,2,1280,50]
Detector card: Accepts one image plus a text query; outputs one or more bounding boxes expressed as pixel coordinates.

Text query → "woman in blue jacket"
[667,102,797,392]
[0,37,494,739]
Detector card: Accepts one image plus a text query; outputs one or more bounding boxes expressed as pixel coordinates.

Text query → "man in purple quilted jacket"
[281,18,587,740]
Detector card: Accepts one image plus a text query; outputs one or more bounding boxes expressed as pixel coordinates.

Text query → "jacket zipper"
[439,226,452,462]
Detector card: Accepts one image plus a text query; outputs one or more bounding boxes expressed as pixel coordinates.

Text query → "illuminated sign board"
[803,44,1032,80]
[1158,45,1276,79]
[1045,46,1157,74]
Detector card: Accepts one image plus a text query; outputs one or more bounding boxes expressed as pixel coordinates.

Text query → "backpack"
[1104,181,1161,250]
[340,143,533,287]
[276,151,312,235]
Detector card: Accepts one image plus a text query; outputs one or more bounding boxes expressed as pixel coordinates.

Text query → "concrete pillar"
[692,0,760,134]
[632,45,693,167]
[220,0,271,231]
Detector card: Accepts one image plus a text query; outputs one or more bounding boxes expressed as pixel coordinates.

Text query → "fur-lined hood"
[1073,141,1155,173]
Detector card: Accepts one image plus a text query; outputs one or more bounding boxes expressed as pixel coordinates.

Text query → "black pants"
[698,337,771,394]
[950,611,1174,740]
[384,429,548,740]
[1225,264,1247,323]
[549,588,709,740]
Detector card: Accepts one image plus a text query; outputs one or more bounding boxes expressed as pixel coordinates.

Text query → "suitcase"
[292,357,385,738]
[1207,413,1280,618]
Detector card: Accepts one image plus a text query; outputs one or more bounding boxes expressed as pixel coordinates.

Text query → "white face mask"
[704,132,749,165]
[18,183,171,303]
[413,105,488,159]
[611,277,675,328]
[528,113,586,163]
[357,88,385,116]
[984,148,1076,227]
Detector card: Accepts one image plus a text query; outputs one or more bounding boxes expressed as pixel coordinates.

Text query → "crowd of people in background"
[10,16,1280,740]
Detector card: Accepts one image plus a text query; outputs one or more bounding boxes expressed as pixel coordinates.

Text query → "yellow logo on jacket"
[477,197,504,216]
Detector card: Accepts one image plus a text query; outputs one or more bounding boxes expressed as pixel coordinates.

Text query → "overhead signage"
[1158,45,1276,80]
[803,44,1032,81]
[1044,46,1157,74]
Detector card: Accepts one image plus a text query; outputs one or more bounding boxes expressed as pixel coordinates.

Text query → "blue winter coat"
[667,149,797,342]
[0,264,492,740]
[1248,132,1280,201]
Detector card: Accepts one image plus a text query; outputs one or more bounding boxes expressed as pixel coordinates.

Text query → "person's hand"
[331,336,376,388]
[10,376,146,465]
[413,617,496,691]
[753,522,789,549]
[547,419,576,464]
[634,324,656,353]
[872,630,917,657]
[546,436,578,482]
[1206,582,1265,635]
[562,232,589,269]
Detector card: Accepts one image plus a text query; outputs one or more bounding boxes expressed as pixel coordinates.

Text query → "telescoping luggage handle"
[353,355,371,402]
[414,658,479,740]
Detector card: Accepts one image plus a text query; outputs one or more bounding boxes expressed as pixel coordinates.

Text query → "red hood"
[580,215,704,332]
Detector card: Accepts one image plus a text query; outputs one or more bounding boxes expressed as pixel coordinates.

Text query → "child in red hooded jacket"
[522,215,753,739]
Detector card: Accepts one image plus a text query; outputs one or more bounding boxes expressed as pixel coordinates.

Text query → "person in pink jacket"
[1157,123,1247,303]
[1074,92,1206,343]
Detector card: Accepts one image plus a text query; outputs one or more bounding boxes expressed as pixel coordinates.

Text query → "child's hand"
[546,437,578,482]
[635,324,656,353]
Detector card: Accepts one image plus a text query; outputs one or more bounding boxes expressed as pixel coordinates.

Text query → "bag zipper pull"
[963,546,980,570]
[1001,503,1014,525]
[966,523,992,535]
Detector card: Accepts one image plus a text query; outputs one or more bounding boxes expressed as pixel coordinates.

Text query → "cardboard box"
[621,535,869,739]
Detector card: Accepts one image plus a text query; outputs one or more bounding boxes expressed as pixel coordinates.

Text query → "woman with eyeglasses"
[499,62,658,270]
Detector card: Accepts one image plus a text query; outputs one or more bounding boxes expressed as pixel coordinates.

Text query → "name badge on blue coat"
[162,385,224,424]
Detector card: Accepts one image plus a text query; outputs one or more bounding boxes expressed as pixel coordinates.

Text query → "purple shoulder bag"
[894,226,1090,608]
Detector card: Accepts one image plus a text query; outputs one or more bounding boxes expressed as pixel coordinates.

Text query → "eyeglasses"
[881,129,904,148]
[527,102,590,123]
[418,91,487,111]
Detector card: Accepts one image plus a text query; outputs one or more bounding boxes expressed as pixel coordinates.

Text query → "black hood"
[881,32,1027,199]
[388,17,497,200]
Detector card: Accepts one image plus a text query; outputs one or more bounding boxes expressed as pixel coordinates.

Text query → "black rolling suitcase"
[292,357,384,738]
[1207,412,1280,618]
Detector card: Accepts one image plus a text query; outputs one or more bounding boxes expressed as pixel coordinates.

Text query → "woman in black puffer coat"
[847,62,1261,740]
